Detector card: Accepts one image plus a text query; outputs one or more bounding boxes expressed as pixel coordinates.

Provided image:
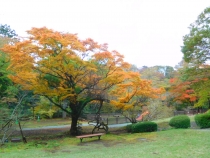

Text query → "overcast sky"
[1,0,210,68]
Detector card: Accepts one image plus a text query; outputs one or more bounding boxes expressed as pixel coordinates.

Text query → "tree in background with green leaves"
[0,24,23,124]
[181,6,210,109]
[0,24,17,38]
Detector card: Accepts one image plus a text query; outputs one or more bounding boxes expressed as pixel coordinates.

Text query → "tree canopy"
[182,7,210,65]
[181,7,210,108]
[1,27,163,135]
[0,24,17,38]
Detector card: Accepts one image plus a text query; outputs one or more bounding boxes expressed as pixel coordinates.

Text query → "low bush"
[195,112,210,128]
[126,121,157,133]
[126,124,133,132]
[169,115,190,128]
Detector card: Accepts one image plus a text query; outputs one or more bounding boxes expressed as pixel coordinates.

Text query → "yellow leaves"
[2,26,167,117]
[110,70,165,111]
[119,93,131,103]
[27,27,85,51]
[35,96,60,118]
[110,100,134,110]
[94,51,113,60]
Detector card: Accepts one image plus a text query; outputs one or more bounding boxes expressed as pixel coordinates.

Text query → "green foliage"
[0,104,11,125]
[182,7,210,65]
[126,124,133,132]
[193,80,210,108]
[195,112,210,128]
[180,7,210,108]
[169,115,190,128]
[145,100,174,121]
[139,65,175,89]
[34,97,59,118]
[127,121,157,133]
[0,47,12,99]
[36,109,57,119]
[0,24,17,38]
[43,74,60,88]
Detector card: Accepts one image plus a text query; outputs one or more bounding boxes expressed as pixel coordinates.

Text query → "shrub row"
[169,115,190,128]
[195,112,210,128]
[126,121,157,133]
[127,112,210,132]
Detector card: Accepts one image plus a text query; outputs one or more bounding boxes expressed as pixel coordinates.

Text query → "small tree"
[110,72,165,123]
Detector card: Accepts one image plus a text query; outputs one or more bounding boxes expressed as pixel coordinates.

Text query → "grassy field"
[1,129,210,158]
[21,118,72,128]
[1,115,210,158]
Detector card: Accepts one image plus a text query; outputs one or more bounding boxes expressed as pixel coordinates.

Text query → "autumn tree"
[2,27,144,135]
[181,6,210,108]
[110,71,165,123]
[169,78,197,108]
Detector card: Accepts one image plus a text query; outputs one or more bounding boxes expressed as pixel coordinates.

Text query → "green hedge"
[126,121,157,133]
[126,124,133,132]
[169,115,190,128]
[195,112,210,128]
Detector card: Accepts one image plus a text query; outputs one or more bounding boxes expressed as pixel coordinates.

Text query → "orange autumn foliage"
[1,27,165,133]
[110,71,165,110]
[170,78,198,103]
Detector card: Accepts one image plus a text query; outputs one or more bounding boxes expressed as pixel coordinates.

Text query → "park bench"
[76,133,105,143]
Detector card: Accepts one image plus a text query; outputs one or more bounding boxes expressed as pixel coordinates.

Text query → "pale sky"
[1,0,210,68]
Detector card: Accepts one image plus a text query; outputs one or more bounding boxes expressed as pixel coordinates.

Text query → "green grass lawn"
[153,115,195,123]
[21,118,72,128]
[1,128,210,158]
[1,115,209,158]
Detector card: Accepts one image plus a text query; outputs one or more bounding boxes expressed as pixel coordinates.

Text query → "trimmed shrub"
[195,112,210,128]
[126,124,133,132]
[169,115,190,128]
[131,121,157,133]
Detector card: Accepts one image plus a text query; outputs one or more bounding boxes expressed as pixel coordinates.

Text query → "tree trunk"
[70,114,79,136]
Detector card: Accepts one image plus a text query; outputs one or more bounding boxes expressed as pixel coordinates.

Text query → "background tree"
[0,24,17,38]
[144,99,174,121]
[0,25,18,124]
[181,6,210,109]
[139,66,175,90]
[0,24,18,101]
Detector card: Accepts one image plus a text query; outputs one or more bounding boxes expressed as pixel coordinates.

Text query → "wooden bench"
[11,138,21,142]
[76,133,105,143]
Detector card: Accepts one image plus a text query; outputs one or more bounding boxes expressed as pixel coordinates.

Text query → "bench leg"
[98,136,101,140]
[80,138,83,143]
